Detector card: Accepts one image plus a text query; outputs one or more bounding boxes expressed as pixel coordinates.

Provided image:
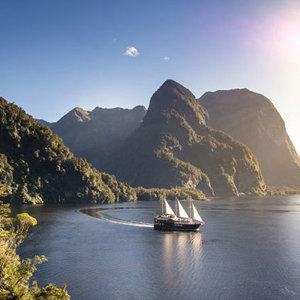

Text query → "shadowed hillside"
[0,98,136,204]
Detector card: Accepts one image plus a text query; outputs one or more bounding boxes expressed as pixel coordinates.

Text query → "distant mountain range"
[4,78,298,205]
[37,80,300,196]
[39,106,146,170]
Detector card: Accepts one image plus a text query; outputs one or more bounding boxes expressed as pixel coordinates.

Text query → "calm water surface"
[17,196,300,300]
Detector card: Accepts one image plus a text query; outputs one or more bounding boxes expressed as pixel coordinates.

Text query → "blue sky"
[0,0,299,152]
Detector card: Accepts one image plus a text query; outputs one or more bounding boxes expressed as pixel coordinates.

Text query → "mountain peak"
[132,105,147,113]
[160,79,185,88]
[157,79,195,99]
[71,107,91,122]
[200,88,271,106]
[144,80,208,126]
[56,107,91,125]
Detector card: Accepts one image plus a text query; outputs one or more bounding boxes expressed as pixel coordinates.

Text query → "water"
[17,196,300,300]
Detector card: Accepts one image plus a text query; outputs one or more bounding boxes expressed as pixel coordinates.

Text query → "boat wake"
[80,207,154,228]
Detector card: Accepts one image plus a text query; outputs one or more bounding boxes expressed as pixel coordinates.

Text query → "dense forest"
[0,98,137,205]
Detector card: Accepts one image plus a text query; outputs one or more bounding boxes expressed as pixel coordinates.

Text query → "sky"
[0,0,299,153]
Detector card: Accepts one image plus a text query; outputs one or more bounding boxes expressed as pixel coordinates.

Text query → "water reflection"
[161,231,203,297]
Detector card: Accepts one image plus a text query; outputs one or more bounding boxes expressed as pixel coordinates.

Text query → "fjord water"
[17,196,300,300]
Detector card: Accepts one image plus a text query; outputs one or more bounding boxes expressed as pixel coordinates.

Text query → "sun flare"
[266,10,300,60]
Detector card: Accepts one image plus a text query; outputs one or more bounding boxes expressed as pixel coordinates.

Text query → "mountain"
[41,106,146,170]
[199,89,300,187]
[0,97,137,204]
[36,119,54,128]
[112,80,266,196]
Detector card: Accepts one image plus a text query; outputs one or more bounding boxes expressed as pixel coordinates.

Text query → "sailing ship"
[154,199,204,231]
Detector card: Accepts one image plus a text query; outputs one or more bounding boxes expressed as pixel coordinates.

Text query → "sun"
[270,10,300,60]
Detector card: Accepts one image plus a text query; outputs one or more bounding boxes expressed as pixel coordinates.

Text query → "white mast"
[177,200,189,219]
[192,203,204,223]
[164,199,175,215]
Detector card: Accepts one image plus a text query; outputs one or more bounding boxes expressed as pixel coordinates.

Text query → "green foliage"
[101,173,137,202]
[0,201,70,299]
[34,283,69,300]
[266,186,300,195]
[0,154,13,198]
[135,187,207,201]
[0,98,137,204]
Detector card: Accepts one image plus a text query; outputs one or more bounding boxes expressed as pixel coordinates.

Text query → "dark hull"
[154,221,201,232]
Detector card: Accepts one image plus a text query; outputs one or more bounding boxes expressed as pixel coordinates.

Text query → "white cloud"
[123,46,140,57]
[163,56,170,60]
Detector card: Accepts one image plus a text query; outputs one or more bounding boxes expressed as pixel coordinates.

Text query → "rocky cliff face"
[199,89,300,187]
[113,80,266,196]
[42,105,146,170]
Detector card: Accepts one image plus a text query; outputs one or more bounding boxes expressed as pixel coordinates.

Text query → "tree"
[0,201,70,299]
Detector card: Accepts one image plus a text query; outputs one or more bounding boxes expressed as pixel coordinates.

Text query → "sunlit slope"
[200,89,300,187]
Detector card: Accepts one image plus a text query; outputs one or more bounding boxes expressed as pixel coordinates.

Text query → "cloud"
[123,46,140,57]
[163,56,170,60]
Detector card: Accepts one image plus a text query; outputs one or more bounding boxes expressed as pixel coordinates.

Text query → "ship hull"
[154,219,201,232]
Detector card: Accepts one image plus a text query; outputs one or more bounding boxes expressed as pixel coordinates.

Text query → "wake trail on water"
[80,207,154,228]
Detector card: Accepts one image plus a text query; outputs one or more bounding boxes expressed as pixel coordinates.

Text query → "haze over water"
[18,196,300,300]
